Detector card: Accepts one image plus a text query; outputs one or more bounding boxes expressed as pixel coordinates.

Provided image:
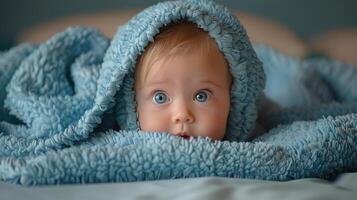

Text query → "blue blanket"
[0,0,356,185]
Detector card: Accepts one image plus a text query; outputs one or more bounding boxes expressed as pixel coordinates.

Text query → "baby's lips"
[180,135,190,140]
[175,131,191,140]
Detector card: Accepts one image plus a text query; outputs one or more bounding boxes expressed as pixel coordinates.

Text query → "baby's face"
[135,49,231,140]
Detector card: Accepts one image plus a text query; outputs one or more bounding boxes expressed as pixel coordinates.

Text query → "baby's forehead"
[141,41,226,70]
[135,52,231,89]
[134,22,231,85]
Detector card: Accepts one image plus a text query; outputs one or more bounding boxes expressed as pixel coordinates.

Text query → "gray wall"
[1,0,357,50]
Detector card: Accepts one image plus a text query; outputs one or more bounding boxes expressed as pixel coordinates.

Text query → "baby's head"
[134,21,232,140]
[108,0,265,142]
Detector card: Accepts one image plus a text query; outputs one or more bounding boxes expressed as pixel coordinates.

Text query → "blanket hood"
[100,0,265,141]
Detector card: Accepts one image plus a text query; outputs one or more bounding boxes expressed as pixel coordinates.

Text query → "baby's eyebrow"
[136,79,172,90]
[145,79,173,86]
[199,80,225,89]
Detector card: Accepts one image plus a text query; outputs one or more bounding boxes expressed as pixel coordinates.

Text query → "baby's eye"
[153,91,168,104]
[194,90,210,102]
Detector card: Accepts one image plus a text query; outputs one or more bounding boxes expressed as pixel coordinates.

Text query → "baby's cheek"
[139,113,169,132]
[196,115,227,140]
[209,122,226,139]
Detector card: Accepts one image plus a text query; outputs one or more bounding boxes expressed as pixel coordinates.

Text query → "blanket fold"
[0,0,356,185]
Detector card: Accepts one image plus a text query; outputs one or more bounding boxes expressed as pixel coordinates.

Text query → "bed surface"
[2,173,357,200]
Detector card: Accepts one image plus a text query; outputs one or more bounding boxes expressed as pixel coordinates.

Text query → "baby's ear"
[234,11,309,58]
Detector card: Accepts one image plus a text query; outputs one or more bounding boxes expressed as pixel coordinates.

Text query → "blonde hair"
[135,21,227,83]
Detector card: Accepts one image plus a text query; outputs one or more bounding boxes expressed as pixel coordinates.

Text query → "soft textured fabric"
[0,0,356,185]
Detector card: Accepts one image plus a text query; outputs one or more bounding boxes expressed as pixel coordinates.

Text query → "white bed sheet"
[2,173,357,200]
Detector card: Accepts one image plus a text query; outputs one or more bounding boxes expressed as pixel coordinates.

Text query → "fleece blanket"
[1,0,357,185]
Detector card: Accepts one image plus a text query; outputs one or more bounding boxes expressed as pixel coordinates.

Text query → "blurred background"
[1,0,356,62]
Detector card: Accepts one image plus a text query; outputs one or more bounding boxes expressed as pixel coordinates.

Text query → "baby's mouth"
[178,132,190,140]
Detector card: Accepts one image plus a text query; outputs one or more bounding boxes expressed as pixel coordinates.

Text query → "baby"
[134,21,233,140]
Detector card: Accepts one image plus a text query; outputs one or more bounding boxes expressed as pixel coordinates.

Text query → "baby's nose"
[172,111,194,124]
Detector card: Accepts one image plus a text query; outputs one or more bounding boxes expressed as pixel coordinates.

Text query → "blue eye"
[153,91,168,104]
[194,90,209,102]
